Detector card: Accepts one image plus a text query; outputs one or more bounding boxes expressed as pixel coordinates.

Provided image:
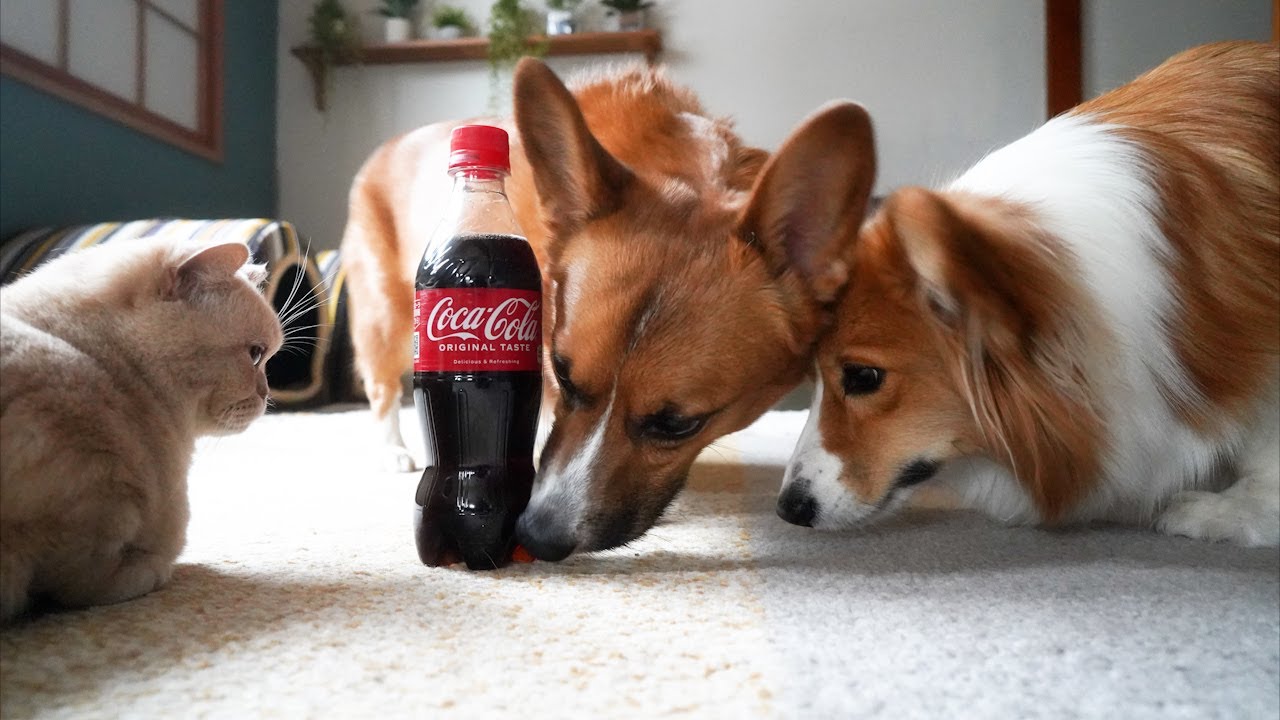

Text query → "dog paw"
[381,446,419,473]
[1157,491,1280,547]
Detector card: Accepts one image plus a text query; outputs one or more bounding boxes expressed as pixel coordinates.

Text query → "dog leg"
[342,180,419,473]
[369,380,417,473]
[1157,395,1280,546]
[351,308,416,473]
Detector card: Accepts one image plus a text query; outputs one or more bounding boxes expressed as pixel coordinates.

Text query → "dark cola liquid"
[414,233,542,570]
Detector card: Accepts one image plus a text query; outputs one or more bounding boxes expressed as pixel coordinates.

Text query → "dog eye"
[249,344,266,367]
[638,411,706,443]
[842,364,884,396]
[552,353,583,404]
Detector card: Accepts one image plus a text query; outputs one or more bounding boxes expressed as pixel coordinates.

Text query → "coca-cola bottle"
[412,125,543,570]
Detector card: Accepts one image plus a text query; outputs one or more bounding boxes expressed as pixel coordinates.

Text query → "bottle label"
[413,288,541,372]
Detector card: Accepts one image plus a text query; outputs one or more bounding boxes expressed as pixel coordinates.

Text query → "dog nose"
[515,511,577,561]
[777,479,817,527]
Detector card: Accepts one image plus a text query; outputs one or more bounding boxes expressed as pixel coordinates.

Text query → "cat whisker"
[282,322,330,336]
[277,289,330,330]
[274,281,331,331]
[279,281,328,311]
[275,340,312,353]
[274,243,313,320]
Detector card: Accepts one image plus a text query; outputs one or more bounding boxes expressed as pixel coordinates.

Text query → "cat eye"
[249,344,266,367]
[842,364,884,396]
[637,410,707,444]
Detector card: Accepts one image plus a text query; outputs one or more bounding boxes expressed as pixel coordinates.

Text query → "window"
[0,0,223,161]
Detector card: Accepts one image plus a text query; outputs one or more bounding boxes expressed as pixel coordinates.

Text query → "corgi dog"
[340,59,876,559]
[777,41,1280,546]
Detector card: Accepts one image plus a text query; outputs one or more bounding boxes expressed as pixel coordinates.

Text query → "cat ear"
[242,264,269,290]
[164,242,250,301]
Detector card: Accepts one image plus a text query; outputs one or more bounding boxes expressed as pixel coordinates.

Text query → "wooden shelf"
[292,30,662,111]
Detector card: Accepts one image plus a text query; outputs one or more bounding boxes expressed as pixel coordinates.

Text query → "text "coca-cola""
[424,295,541,343]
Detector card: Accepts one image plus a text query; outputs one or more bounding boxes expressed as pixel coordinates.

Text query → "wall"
[1082,0,1272,99]
[0,1,279,240]
[277,0,1274,252]
[276,0,1046,250]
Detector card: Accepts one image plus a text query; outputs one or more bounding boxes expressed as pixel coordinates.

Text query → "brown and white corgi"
[777,41,1280,546]
[340,59,877,559]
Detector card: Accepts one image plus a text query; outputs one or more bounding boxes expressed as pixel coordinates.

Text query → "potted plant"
[601,0,651,31]
[432,5,473,39]
[375,0,418,42]
[545,0,581,36]
[306,0,362,111]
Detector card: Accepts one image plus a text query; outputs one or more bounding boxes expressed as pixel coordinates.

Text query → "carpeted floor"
[1,406,1277,719]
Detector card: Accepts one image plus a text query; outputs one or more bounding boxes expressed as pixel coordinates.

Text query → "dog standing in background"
[340,59,877,559]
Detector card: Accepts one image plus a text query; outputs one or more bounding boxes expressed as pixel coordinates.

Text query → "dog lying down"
[779,41,1280,547]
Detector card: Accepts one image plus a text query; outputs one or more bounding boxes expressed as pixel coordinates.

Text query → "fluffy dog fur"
[779,41,1280,546]
[340,60,876,559]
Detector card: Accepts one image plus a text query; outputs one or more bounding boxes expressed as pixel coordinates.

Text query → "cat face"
[195,264,283,436]
[150,242,285,436]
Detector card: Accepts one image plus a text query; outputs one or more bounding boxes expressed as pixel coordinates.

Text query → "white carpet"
[1,406,1277,719]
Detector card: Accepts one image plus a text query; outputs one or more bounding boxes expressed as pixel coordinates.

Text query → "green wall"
[0,2,278,239]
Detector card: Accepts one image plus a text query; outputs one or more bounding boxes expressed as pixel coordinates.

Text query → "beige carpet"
[1,406,1277,719]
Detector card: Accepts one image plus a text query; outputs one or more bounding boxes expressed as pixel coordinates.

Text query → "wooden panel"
[1045,0,1082,118]
[0,0,222,161]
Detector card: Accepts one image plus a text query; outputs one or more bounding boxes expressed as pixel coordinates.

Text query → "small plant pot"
[384,17,412,43]
[615,9,645,31]
[546,9,575,36]
[434,24,463,39]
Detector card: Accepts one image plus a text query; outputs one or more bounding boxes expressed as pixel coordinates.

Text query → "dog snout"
[777,478,818,527]
[515,507,577,561]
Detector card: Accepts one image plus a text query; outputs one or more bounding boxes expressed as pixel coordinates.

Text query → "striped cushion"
[316,249,362,404]
[0,218,332,409]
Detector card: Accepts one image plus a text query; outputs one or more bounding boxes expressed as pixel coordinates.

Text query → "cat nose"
[255,375,269,399]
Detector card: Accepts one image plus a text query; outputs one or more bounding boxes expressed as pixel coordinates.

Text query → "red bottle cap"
[449,125,510,173]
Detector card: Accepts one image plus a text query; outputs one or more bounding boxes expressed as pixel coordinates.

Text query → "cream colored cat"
[0,236,283,623]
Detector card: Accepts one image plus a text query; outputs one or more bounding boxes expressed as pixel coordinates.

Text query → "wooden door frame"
[1050,0,1280,119]
[1045,0,1082,118]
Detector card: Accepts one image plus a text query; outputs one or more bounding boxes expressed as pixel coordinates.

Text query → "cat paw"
[381,445,419,473]
[1157,491,1280,547]
[55,553,172,609]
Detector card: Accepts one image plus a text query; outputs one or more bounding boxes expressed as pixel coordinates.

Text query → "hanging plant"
[486,0,546,110]
[306,0,362,111]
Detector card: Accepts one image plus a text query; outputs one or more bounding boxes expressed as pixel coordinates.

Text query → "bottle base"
[454,512,511,570]
[415,504,513,570]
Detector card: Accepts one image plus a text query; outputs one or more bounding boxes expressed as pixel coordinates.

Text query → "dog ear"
[738,101,876,303]
[513,58,634,241]
[886,187,1056,353]
[885,186,1105,522]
